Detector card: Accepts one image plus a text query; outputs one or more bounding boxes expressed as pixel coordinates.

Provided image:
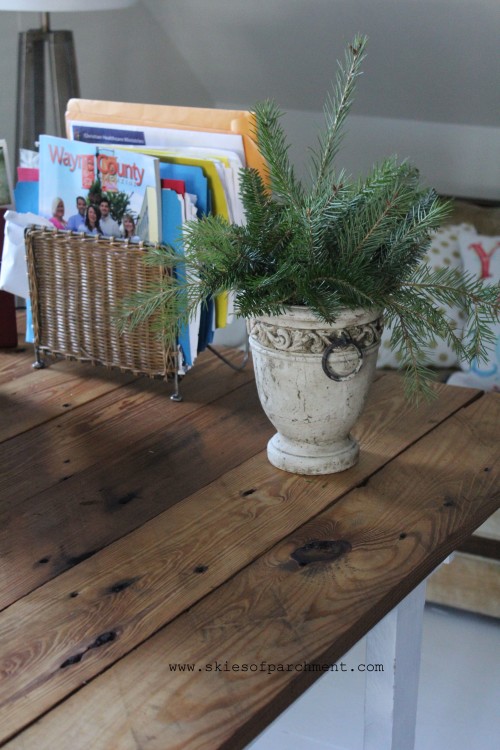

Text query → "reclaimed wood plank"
[0,348,255,505]
[0,378,271,609]
[0,381,489,746]
[0,374,476,610]
[0,345,34,385]
[3,390,496,750]
[0,363,136,442]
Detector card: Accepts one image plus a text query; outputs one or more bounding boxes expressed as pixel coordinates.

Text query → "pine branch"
[118,35,498,404]
[384,302,439,403]
[311,34,368,194]
[252,100,304,209]
[238,167,269,234]
[401,265,499,362]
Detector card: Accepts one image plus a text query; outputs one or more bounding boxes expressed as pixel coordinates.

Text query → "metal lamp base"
[16,25,80,157]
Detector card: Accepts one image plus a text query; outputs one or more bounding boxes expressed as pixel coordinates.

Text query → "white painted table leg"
[363,580,427,750]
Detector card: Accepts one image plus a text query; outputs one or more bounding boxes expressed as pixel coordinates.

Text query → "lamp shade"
[0,1,136,10]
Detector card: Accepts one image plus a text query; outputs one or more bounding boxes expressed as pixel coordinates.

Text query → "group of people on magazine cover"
[49,193,139,242]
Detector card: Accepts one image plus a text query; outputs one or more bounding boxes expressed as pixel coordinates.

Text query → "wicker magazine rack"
[25,227,182,397]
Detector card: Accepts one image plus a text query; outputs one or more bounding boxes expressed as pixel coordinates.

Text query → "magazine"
[38,135,161,242]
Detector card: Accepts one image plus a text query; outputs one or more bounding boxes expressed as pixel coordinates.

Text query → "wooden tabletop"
[0,328,498,750]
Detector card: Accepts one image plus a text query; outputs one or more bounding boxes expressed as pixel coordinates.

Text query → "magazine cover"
[38,135,161,242]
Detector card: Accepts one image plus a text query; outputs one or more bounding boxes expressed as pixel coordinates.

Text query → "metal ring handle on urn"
[321,331,364,381]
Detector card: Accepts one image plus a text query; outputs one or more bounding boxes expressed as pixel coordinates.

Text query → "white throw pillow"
[447,230,500,391]
[377,224,472,369]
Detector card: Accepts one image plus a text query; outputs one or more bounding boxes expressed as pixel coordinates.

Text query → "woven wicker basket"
[25,227,177,379]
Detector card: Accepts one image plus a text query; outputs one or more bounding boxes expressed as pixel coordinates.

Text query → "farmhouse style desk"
[0,328,498,750]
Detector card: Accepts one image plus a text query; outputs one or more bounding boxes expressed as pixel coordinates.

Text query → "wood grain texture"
[1,320,497,750]
[0,346,33,385]
[0,389,497,748]
[0,379,269,610]
[0,374,476,611]
[0,362,135,442]
[0,348,255,504]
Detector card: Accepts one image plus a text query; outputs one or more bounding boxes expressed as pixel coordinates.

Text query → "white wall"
[0,3,217,162]
[278,110,500,200]
[0,0,498,200]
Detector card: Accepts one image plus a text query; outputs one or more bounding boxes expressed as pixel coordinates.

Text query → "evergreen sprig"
[311,33,368,195]
[122,35,499,402]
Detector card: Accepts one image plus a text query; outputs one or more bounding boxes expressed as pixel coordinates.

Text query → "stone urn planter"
[248,306,383,475]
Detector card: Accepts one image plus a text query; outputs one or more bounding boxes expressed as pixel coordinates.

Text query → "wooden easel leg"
[363,580,427,750]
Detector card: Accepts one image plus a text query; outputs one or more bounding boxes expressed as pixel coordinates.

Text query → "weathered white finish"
[248,306,382,475]
[363,580,427,750]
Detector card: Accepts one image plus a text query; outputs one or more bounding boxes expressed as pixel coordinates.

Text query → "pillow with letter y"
[447,230,500,391]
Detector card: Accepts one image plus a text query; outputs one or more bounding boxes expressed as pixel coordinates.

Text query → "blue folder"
[14,181,40,343]
[159,165,214,353]
[161,188,193,368]
[14,181,39,214]
[159,163,209,217]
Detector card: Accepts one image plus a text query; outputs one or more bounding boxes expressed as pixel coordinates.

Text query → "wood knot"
[241,488,256,497]
[108,579,138,594]
[291,539,352,567]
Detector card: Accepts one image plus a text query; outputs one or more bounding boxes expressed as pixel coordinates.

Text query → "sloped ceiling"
[143,0,499,127]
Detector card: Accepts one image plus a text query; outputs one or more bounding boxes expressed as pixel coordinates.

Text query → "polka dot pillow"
[377,223,473,369]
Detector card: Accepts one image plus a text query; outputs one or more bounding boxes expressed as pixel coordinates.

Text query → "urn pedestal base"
[267,433,359,475]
